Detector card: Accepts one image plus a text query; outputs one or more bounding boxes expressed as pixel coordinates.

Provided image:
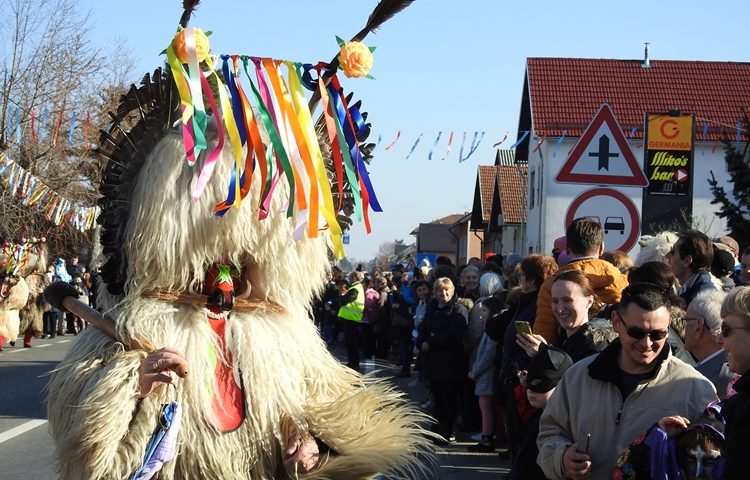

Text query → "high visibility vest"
[338,282,365,322]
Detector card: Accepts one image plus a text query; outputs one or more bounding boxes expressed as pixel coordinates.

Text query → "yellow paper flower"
[172,28,210,63]
[338,41,373,78]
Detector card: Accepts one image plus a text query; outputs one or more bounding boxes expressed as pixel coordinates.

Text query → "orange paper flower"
[172,28,210,63]
[338,41,373,78]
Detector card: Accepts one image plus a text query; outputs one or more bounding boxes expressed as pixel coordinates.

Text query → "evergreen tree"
[708,115,750,248]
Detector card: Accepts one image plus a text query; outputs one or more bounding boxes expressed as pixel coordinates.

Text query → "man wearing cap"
[537,283,717,479]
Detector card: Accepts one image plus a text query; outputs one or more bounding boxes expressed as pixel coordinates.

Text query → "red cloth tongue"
[206,312,245,431]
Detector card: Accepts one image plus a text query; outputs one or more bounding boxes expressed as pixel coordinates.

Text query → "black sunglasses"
[616,312,669,341]
[720,323,750,338]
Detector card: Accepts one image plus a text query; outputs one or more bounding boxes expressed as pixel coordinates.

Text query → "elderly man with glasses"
[537,283,717,480]
[684,290,733,398]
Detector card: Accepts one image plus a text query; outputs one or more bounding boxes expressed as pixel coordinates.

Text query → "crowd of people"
[318,218,750,480]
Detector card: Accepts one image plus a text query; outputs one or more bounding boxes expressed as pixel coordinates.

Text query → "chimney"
[642,42,651,68]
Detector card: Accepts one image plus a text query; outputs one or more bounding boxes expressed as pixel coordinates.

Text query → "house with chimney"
[514,49,750,255]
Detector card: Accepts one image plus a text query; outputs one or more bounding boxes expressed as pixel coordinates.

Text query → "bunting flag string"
[427,131,442,160]
[405,132,423,160]
[460,131,485,162]
[457,131,467,163]
[556,130,567,146]
[493,132,509,148]
[737,120,743,153]
[0,152,99,232]
[440,131,455,161]
[384,130,401,150]
[508,131,529,150]
[532,135,546,153]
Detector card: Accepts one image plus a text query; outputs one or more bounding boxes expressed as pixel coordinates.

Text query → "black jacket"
[417,298,468,381]
[722,371,750,479]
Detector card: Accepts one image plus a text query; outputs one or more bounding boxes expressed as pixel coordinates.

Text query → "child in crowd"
[509,346,572,480]
[467,296,504,452]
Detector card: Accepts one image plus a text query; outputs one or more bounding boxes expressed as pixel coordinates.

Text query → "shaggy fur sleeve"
[47,332,154,480]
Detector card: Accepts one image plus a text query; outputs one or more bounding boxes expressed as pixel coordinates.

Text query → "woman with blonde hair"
[417,277,469,443]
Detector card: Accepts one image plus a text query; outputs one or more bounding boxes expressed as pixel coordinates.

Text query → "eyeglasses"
[616,312,669,341]
[684,316,706,328]
[720,323,750,337]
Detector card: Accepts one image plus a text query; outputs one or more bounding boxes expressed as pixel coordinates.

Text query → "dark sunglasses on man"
[720,322,750,338]
[615,312,669,341]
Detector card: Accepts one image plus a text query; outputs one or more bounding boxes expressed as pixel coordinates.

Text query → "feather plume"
[308,0,415,112]
[355,0,415,40]
[179,0,201,28]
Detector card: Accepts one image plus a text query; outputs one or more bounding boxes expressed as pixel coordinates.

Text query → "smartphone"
[514,321,533,335]
[584,433,591,454]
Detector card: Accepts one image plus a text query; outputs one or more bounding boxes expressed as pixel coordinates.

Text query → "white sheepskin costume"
[47,120,433,477]
[0,276,29,345]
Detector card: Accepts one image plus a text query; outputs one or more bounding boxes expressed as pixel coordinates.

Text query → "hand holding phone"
[514,321,533,335]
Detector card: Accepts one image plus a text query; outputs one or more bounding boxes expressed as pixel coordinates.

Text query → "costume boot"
[24,329,33,348]
[467,435,495,453]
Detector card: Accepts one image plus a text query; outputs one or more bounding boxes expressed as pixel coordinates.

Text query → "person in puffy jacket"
[534,217,628,343]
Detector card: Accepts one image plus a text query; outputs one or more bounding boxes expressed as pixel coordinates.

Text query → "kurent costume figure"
[0,239,44,350]
[47,1,431,479]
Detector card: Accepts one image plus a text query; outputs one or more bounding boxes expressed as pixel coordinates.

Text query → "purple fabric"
[131,401,182,480]
[642,425,681,480]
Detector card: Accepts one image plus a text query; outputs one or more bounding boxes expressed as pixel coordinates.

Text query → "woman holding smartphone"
[516,269,610,362]
[495,254,558,466]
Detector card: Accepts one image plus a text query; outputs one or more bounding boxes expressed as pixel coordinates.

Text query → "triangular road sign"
[555,104,648,187]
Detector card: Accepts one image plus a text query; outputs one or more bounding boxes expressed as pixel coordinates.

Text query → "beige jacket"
[537,341,717,480]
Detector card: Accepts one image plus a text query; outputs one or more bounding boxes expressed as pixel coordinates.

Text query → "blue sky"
[79,0,748,261]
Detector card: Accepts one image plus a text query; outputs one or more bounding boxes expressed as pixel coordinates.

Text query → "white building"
[516,56,750,257]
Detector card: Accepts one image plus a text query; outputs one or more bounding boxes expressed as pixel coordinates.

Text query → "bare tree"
[0,0,135,259]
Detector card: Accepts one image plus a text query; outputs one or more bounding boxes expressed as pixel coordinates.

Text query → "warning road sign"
[556,104,648,187]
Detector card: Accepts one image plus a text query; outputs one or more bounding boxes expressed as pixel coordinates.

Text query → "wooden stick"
[60,295,189,378]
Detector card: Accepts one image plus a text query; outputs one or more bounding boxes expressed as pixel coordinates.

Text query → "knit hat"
[525,346,573,393]
[714,236,740,256]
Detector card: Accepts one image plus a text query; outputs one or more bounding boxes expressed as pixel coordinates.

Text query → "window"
[530,170,536,208]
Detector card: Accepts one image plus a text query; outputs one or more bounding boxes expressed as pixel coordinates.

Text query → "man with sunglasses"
[537,283,717,480]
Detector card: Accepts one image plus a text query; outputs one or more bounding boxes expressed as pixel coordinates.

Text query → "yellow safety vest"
[338,282,364,322]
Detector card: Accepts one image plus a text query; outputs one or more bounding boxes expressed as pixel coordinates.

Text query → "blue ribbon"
[406,133,423,160]
[629,127,637,138]
[702,123,709,139]
[221,55,247,145]
[509,131,529,150]
[326,80,382,212]
[428,132,442,160]
[461,131,485,162]
[67,112,78,148]
[556,130,567,146]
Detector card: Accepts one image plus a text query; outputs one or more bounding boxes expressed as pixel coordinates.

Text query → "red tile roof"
[477,166,497,223]
[526,58,750,140]
[496,165,527,224]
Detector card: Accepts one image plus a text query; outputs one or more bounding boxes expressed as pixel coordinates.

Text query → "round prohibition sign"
[565,187,641,253]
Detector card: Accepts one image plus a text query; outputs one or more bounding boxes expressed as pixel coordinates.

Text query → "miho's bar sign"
[644,113,694,196]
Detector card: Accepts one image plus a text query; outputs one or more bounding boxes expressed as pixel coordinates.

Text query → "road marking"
[36,344,50,348]
[56,340,70,344]
[5,348,31,354]
[0,419,48,445]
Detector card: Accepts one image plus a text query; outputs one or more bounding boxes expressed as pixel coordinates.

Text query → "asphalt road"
[0,336,509,480]
[0,335,72,479]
